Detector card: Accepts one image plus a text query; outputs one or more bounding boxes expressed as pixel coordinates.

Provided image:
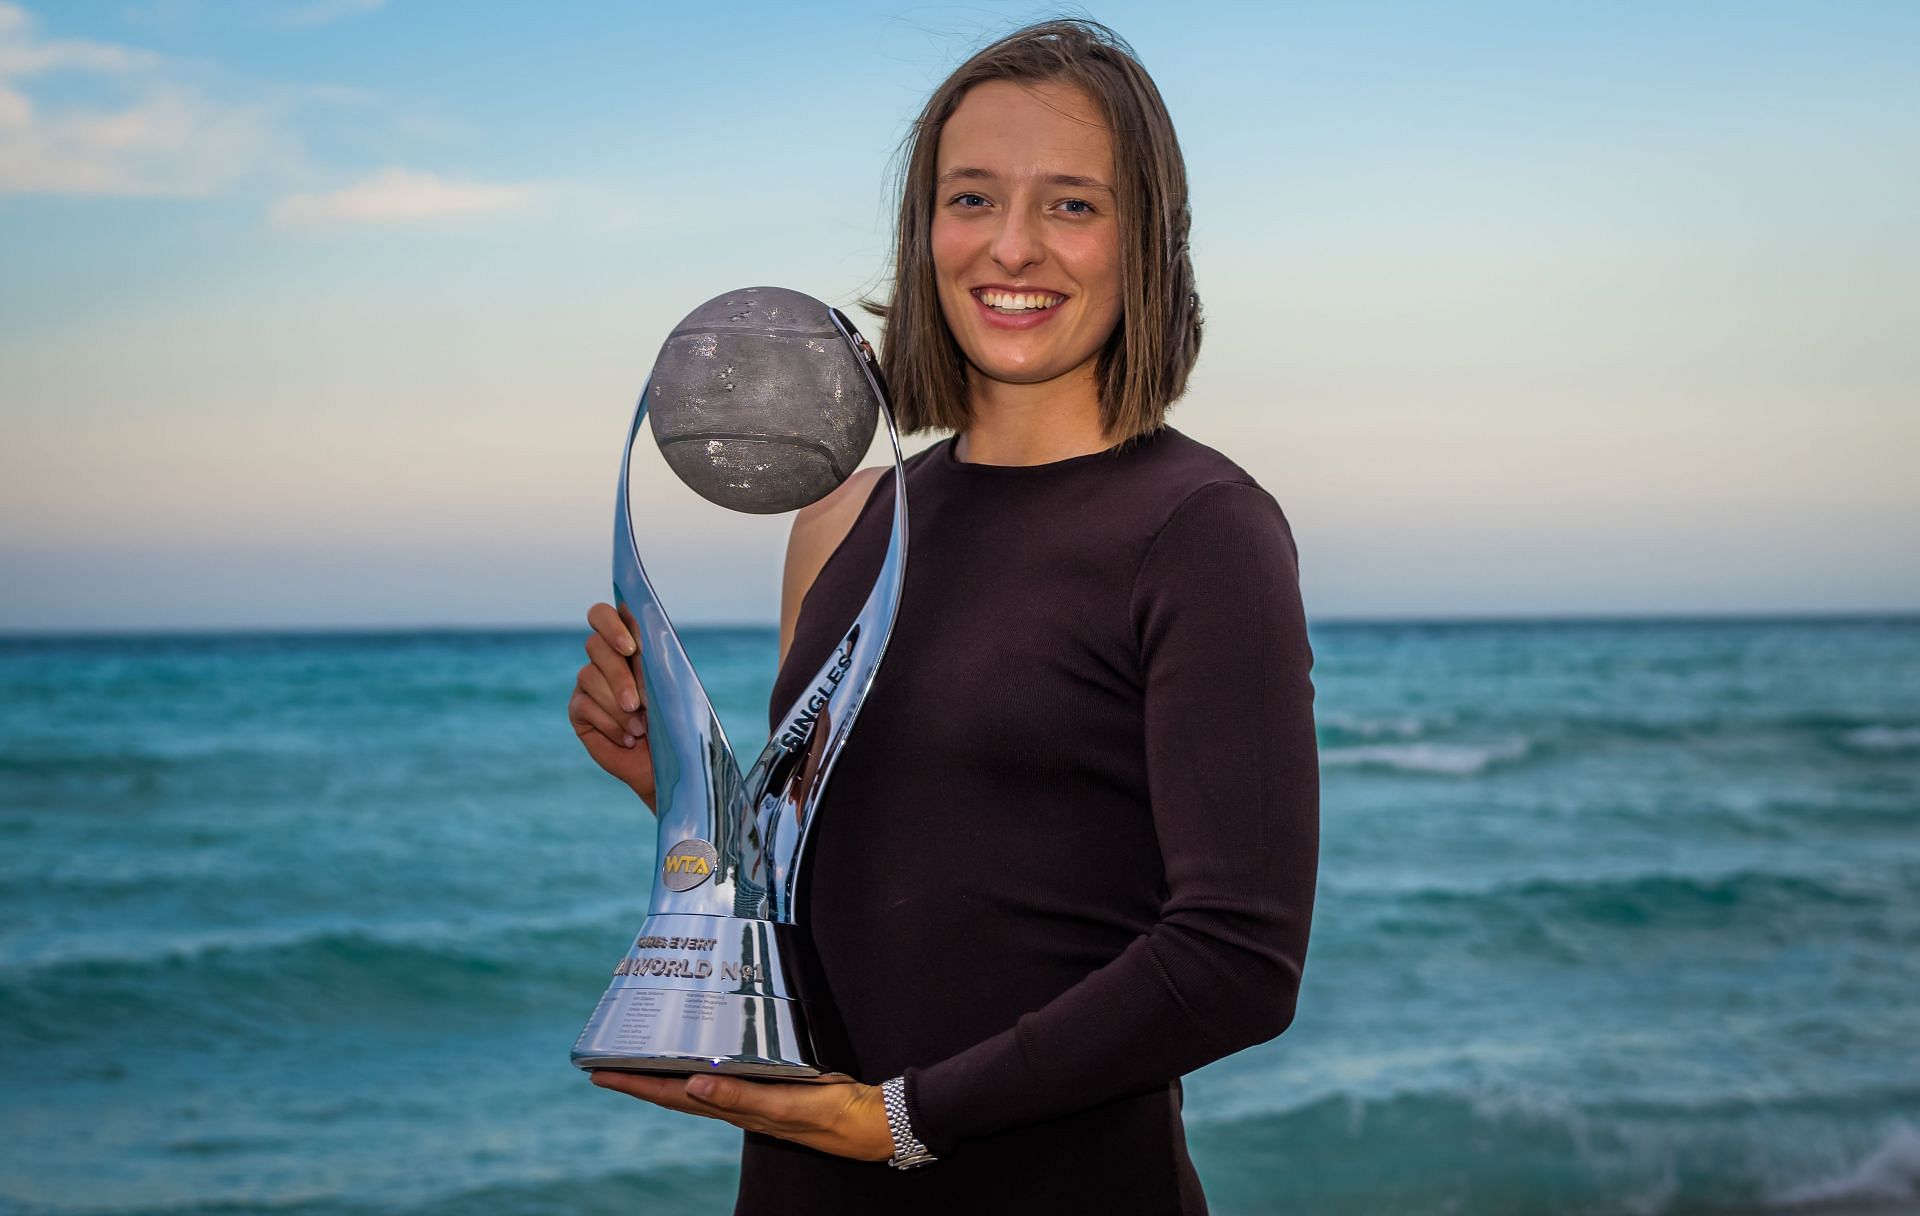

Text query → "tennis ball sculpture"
[647,286,879,514]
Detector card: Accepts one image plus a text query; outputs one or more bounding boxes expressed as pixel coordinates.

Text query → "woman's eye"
[1058,198,1095,215]
[951,193,988,208]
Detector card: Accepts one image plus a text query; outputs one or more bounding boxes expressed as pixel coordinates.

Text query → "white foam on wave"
[1768,1120,1920,1209]
[1321,710,1451,739]
[1838,725,1920,753]
[1321,736,1532,776]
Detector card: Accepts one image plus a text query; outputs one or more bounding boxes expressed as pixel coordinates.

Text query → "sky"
[2,0,1915,631]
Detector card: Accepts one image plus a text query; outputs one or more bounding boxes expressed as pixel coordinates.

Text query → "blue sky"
[2,0,1916,630]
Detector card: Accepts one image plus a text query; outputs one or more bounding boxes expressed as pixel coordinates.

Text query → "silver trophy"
[571,287,907,1082]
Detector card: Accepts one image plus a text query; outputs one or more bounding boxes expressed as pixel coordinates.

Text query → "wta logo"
[660,838,719,892]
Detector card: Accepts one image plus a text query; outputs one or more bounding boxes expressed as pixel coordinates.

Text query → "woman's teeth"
[977,289,1064,312]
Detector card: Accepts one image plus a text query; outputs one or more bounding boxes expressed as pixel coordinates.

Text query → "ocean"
[2,616,1916,1215]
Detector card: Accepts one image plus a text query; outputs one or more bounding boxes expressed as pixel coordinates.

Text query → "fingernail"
[621,638,636,656]
[687,1076,717,1098]
[622,734,636,748]
[621,691,638,712]
[626,716,645,735]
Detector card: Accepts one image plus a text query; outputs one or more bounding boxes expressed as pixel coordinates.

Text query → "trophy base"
[571,917,850,1081]
[581,1056,855,1084]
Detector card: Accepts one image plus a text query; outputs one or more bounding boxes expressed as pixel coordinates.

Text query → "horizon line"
[2,605,1916,643]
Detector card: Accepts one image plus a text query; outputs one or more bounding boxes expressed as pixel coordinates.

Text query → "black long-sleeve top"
[738,425,1320,1215]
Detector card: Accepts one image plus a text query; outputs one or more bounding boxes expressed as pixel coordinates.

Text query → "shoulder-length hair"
[860,18,1203,447]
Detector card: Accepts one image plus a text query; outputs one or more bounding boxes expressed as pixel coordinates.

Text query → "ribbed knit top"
[735,425,1321,1215]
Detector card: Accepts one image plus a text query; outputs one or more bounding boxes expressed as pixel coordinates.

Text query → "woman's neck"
[954,361,1112,466]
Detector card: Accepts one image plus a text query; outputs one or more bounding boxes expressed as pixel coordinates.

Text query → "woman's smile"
[970,285,1071,328]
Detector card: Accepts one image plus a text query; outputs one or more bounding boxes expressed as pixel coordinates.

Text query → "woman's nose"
[989,206,1044,276]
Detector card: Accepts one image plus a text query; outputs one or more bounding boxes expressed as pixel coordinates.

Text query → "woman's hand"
[589,1071,896,1163]
[568,601,657,812]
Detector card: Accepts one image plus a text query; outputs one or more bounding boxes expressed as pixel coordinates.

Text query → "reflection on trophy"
[570,286,907,1081]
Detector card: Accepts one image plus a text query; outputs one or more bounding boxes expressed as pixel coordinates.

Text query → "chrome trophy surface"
[571,289,907,1082]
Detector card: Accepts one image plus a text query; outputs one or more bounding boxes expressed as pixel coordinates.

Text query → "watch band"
[880,1074,937,1168]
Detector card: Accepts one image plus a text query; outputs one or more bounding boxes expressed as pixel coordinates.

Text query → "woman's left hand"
[589,1071,895,1162]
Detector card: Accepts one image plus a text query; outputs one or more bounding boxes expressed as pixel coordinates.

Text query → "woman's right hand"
[569,602,657,814]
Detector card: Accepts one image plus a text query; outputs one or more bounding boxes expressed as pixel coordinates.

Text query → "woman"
[567,18,1319,1214]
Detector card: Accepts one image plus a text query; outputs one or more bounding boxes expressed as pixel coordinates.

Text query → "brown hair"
[860,17,1202,447]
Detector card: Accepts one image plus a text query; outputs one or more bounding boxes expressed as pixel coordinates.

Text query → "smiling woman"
[570,17,1319,1216]
[867,19,1204,458]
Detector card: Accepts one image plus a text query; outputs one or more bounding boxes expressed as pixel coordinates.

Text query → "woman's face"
[930,78,1123,396]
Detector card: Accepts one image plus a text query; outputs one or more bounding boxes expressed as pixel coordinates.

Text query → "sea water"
[1,616,1916,1216]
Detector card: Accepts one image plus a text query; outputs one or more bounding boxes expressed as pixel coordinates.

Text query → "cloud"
[270,168,541,226]
[0,12,155,75]
[0,1,281,196]
[0,4,557,219]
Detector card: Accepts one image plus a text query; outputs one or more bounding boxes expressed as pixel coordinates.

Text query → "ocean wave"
[1319,709,1454,741]
[0,1158,741,1216]
[6,1086,1918,1216]
[0,750,223,781]
[1184,1088,1920,1216]
[1771,1120,1920,1210]
[1320,736,1533,776]
[1354,866,1896,942]
[0,749,330,807]
[1836,725,1920,753]
[0,898,649,976]
[1311,712,1920,767]
[0,905,648,1049]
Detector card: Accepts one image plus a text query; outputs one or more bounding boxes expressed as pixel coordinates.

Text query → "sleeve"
[900,479,1321,1157]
